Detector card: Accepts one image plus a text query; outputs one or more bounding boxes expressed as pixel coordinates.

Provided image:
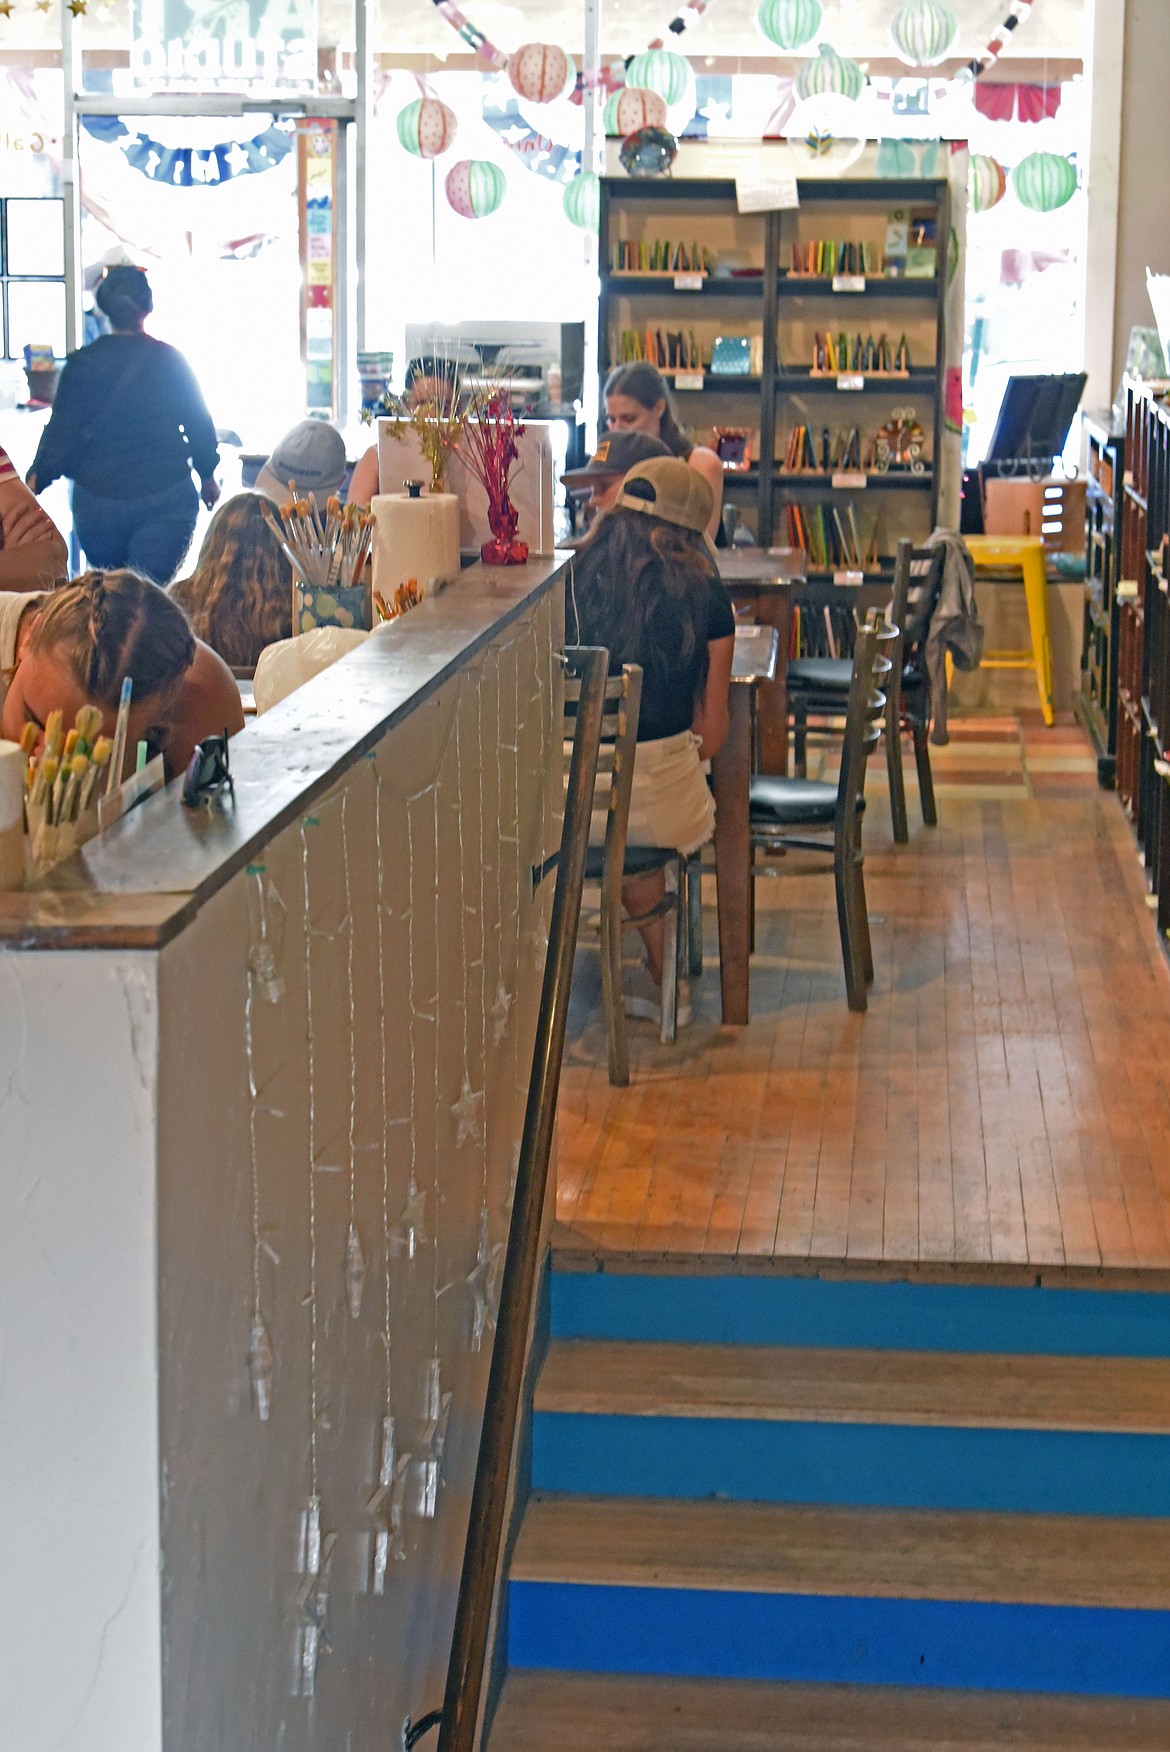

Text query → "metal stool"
[964,533,1055,726]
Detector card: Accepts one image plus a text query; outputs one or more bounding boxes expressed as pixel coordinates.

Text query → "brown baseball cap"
[614,455,714,534]
[562,429,671,488]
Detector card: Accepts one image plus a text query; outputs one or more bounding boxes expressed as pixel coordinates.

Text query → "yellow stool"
[963,533,1055,727]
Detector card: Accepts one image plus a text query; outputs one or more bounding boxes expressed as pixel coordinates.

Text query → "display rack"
[1079,408,1125,787]
[597,176,950,574]
[1117,380,1170,945]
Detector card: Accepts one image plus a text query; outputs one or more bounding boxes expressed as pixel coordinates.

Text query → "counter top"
[0,554,568,950]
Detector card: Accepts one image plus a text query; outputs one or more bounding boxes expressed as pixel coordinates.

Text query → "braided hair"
[31,570,196,707]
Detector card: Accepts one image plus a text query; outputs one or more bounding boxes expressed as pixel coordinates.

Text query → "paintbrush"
[105,676,133,798]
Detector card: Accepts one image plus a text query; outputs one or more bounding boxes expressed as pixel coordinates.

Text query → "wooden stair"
[489,1269,1170,1748]
[493,1671,1170,1750]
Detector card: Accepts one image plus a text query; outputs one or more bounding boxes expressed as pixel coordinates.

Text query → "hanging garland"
[80,115,294,184]
[425,0,722,93]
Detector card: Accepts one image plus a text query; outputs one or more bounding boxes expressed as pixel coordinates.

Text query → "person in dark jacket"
[28,265,221,585]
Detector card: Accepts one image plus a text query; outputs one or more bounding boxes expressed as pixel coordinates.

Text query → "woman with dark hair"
[27,265,221,585]
[0,568,243,780]
[572,456,735,1023]
[603,361,724,542]
[171,491,293,667]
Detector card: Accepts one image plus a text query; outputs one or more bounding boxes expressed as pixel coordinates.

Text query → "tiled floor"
[555,713,1170,1280]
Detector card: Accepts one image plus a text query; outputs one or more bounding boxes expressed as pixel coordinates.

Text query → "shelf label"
[735,173,800,214]
[673,272,704,291]
[832,275,866,293]
[836,373,864,391]
[674,371,704,391]
[832,471,867,490]
[1117,579,1139,599]
[833,569,865,586]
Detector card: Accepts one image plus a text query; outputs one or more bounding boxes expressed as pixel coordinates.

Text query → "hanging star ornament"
[415,1356,453,1519]
[466,1205,504,1352]
[490,978,513,1045]
[452,1072,484,1148]
[344,1223,366,1318]
[67,0,87,15]
[295,1496,337,1698]
[389,1175,428,1259]
[0,3,15,20]
[368,1415,411,1592]
[35,0,52,11]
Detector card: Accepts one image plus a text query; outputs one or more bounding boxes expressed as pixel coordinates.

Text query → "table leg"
[711,683,752,1026]
[1021,548,1055,726]
[751,591,791,774]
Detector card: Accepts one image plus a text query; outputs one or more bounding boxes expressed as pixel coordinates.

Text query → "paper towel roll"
[370,492,461,602]
[0,738,25,891]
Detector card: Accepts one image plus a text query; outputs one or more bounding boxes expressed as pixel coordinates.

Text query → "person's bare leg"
[623,869,666,980]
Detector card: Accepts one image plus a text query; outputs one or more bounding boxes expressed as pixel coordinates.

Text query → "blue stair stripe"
[550,1272,1170,1356]
[531,1413,1170,1517]
[508,1581,1170,1697]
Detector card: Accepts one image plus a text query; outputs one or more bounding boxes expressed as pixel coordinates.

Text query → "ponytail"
[32,569,196,706]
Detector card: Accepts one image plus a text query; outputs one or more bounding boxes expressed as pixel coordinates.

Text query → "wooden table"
[717,548,802,773]
[710,623,780,1026]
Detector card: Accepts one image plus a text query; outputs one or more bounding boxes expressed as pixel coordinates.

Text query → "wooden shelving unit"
[1079,408,1125,787]
[597,175,950,569]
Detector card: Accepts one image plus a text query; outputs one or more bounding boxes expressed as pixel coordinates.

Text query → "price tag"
[735,174,800,214]
[832,275,866,293]
[832,471,867,490]
[836,373,865,391]
[1117,579,1139,600]
[1123,469,1135,488]
[674,371,704,391]
[833,569,865,587]
[674,272,704,291]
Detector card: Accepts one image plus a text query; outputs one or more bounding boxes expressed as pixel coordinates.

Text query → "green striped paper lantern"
[626,48,695,113]
[757,0,822,52]
[794,42,864,102]
[562,170,600,231]
[889,0,958,67]
[603,86,669,136]
[1013,151,1077,213]
[444,159,507,220]
[969,153,1007,214]
[396,97,458,160]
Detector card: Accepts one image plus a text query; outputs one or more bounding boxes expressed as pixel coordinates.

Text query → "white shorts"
[591,728,715,856]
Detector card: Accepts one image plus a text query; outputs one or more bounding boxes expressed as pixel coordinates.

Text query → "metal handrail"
[411,645,609,1752]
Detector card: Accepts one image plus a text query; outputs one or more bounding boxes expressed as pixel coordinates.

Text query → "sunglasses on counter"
[181,730,234,809]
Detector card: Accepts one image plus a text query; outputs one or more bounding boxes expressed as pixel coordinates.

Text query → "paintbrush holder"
[293,569,372,636]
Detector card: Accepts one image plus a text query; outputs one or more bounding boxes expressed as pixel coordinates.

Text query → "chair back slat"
[836,619,886,833]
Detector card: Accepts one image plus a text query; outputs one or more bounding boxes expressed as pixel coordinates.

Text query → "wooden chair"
[787,540,945,840]
[749,617,890,1012]
[567,661,640,1084]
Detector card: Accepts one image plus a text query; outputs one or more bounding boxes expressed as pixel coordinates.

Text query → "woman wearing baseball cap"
[562,430,671,525]
[603,362,724,543]
[571,455,735,1026]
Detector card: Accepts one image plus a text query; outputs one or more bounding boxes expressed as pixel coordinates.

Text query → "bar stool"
[963,533,1055,726]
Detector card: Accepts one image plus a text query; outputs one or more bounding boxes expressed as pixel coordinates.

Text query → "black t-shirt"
[32,333,219,499]
[574,529,736,741]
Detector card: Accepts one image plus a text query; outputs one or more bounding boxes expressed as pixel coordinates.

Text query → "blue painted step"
[550,1270,1170,1357]
[508,1581,1170,1698]
[531,1410,1170,1516]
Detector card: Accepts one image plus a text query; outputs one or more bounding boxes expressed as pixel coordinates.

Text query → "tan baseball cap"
[614,455,714,535]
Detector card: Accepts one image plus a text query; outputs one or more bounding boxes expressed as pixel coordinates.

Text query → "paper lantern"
[794,42,864,101]
[1013,151,1077,213]
[603,86,669,136]
[507,43,575,104]
[396,98,457,160]
[445,159,506,219]
[626,48,695,113]
[757,0,823,52]
[889,0,958,67]
[562,170,600,231]
[969,153,1007,213]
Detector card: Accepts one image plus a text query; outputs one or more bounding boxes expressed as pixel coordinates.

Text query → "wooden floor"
[556,714,1170,1276]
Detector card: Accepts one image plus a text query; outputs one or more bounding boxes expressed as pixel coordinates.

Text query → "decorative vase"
[795,42,865,101]
[482,493,529,566]
[1013,151,1078,213]
[889,0,958,67]
[757,0,823,52]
